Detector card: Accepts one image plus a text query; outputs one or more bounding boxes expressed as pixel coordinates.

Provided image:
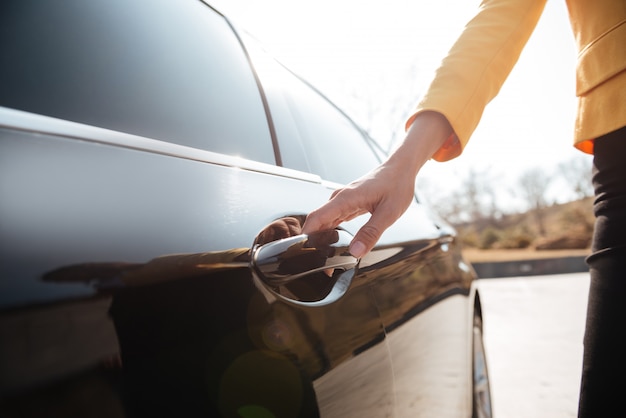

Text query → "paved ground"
[476,273,590,418]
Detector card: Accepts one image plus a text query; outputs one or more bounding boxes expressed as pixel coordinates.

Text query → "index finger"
[302,192,365,235]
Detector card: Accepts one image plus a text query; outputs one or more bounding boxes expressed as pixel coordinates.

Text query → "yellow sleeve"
[406,0,548,161]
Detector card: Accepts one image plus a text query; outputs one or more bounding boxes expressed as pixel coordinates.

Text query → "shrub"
[495,230,534,249]
[479,227,500,250]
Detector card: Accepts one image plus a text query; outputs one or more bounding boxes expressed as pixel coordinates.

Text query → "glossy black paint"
[0,1,490,416]
[0,120,480,417]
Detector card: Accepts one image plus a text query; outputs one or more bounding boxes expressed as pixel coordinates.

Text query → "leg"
[578,126,626,417]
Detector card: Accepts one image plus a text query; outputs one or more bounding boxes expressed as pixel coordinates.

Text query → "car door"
[0,1,395,417]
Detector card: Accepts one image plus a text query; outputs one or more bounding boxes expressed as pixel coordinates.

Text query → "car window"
[0,0,275,165]
[245,38,381,184]
[284,78,382,185]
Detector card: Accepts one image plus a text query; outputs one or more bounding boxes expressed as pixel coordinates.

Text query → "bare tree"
[344,60,423,152]
[518,167,551,236]
[419,167,499,225]
[558,155,594,200]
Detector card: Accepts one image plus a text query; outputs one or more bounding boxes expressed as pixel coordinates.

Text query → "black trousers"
[578,126,626,417]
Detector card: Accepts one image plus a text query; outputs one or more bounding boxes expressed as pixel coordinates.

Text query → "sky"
[217,0,592,212]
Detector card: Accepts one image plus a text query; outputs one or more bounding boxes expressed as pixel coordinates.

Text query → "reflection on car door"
[0,110,397,416]
[0,1,478,416]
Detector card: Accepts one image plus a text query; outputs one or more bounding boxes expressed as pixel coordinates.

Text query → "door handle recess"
[250,229,358,306]
[251,229,357,286]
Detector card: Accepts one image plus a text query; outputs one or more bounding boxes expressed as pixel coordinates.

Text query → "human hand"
[302,161,416,258]
[302,111,454,258]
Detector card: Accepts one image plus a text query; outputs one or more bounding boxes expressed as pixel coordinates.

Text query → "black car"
[0,1,492,417]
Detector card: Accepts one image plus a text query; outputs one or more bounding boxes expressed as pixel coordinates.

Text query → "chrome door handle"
[251,229,357,286]
[250,229,358,306]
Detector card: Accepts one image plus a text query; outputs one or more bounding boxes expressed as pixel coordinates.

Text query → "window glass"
[285,83,381,185]
[246,39,380,184]
[0,0,275,164]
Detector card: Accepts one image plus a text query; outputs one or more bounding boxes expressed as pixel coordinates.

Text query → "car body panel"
[0,1,488,416]
[0,114,393,416]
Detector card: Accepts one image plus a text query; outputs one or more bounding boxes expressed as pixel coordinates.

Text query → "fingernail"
[350,241,366,259]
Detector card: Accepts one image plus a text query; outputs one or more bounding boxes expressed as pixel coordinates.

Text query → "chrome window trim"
[0,106,321,183]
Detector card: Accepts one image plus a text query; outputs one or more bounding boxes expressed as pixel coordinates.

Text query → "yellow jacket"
[407,0,626,161]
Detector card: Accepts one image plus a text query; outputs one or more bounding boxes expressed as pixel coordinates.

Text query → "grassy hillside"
[454,197,594,262]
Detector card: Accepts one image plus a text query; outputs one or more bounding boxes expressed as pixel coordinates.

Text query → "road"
[476,273,590,418]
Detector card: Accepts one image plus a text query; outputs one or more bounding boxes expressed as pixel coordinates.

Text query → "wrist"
[389,111,453,176]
